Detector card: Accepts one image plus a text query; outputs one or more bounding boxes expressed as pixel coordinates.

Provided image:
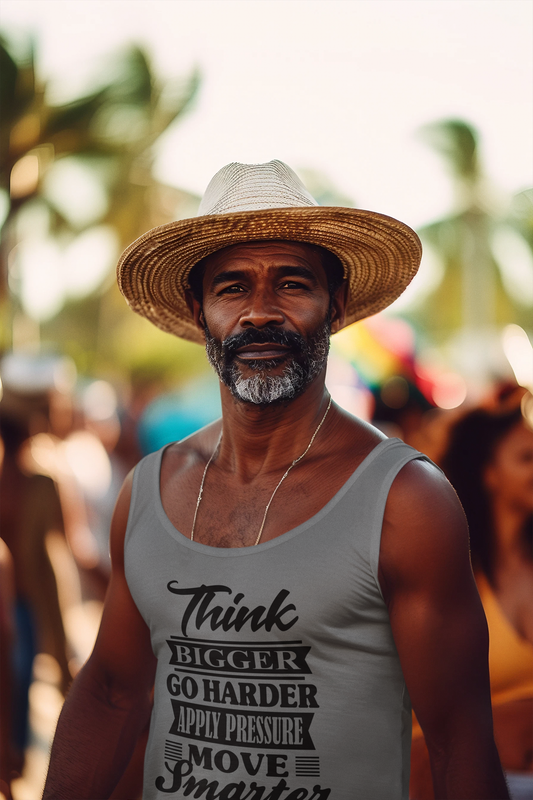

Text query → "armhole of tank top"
[123,450,161,553]
[368,449,433,602]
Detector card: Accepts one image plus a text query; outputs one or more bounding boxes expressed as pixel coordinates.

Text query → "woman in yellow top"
[410,392,533,799]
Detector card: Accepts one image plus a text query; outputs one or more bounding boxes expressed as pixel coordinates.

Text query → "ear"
[329,280,348,334]
[185,289,205,332]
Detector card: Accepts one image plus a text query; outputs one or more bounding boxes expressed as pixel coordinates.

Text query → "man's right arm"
[42,471,157,800]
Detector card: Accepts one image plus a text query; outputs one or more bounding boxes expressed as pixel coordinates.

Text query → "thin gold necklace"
[190,395,332,546]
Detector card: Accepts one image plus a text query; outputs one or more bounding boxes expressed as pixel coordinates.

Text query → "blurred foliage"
[409,119,533,341]
[0,31,205,382]
[297,168,354,208]
[1,38,531,391]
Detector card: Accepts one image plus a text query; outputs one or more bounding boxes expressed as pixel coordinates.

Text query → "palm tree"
[408,119,532,344]
[0,34,199,364]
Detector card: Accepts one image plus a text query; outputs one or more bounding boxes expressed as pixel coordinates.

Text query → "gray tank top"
[124,437,429,799]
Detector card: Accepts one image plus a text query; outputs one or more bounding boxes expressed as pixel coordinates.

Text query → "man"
[43,161,509,799]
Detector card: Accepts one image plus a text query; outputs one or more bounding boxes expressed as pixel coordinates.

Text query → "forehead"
[200,240,327,279]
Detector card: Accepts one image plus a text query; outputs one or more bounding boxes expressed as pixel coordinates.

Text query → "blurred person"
[410,391,533,799]
[0,537,16,799]
[59,380,130,600]
[44,161,507,799]
[137,377,221,456]
[371,375,434,444]
[119,369,166,467]
[0,392,72,769]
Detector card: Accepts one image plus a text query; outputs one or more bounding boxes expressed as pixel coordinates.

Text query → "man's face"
[190,241,345,405]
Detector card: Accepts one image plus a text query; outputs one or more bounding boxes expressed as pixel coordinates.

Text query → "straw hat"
[117,160,422,344]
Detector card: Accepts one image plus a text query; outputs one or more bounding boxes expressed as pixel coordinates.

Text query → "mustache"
[220,327,307,359]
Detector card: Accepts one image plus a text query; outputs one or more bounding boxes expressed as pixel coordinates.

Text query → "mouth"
[234,343,291,361]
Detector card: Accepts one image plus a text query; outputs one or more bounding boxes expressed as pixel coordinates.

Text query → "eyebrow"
[211,269,247,288]
[210,265,319,289]
[277,266,318,283]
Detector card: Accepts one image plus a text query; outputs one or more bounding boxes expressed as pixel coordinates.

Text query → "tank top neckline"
[152,436,404,558]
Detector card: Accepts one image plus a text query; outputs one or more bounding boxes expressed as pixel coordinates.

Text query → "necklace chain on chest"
[190,395,332,546]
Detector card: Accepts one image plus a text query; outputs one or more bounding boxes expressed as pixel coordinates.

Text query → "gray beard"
[204,319,331,405]
[226,360,306,404]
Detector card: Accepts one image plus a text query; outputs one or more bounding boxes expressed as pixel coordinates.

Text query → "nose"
[239,288,285,329]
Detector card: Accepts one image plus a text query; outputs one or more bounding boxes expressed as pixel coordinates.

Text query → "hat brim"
[117,206,422,345]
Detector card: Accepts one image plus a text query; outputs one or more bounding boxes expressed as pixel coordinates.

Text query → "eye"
[279,280,309,290]
[219,284,245,294]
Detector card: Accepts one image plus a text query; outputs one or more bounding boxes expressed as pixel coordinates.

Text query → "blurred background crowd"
[0,1,532,798]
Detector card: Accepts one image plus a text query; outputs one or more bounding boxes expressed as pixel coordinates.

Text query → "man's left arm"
[379,458,509,800]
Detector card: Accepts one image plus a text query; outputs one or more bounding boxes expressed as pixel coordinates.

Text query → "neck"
[491,496,530,561]
[216,371,331,480]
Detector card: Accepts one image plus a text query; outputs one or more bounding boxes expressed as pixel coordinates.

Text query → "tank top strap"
[124,446,166,550]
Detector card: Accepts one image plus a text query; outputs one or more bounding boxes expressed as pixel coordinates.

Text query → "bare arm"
[379,459,509,800]
[26,475,71,694]
[0,539,15,800]
[42,471,157,800]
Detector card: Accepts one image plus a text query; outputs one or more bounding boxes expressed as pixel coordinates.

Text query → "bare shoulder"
[160,419,223,483]
[385,456,464,522]
[330,405,387,461]
[379,458,472,606]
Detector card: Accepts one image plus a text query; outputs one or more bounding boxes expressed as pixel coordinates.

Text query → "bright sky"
[2,0,532,229]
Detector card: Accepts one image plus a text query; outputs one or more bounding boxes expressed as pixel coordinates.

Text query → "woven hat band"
[198,160,318,216]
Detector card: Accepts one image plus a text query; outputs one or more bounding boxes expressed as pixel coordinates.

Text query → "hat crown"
[197,160,318,217]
